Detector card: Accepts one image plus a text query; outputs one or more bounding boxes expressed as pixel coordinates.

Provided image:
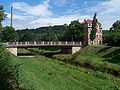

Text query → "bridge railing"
[5,41,82,47]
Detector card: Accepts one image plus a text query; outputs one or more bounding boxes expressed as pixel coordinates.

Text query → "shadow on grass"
[96,46,111,56]
[96,47,120,64]
[103,49,120,64]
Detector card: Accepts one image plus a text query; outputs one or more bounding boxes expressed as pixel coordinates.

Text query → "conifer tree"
[90,13,97,44]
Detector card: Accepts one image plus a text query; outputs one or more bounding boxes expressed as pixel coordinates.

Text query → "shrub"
[0,45,19,89]
[53,54,73,63]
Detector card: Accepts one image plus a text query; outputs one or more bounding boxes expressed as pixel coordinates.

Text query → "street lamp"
[10,5,13,27]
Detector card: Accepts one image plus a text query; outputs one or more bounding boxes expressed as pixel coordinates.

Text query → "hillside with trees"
[17,20,87,42]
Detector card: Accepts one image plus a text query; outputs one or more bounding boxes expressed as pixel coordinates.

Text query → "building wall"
[83,19,102,45]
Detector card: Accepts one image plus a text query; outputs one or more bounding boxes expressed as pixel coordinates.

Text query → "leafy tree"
[0,45,19,89]
[90,13,97,44]
[0,26,19,42]
[105,20,120,46]
[58,24,69,41]
[0,5,19,89]
[45,27,58,41]
[35,34,46,41]
[19,32,35,41]
[0,5,6,32]
[64,20,86,41]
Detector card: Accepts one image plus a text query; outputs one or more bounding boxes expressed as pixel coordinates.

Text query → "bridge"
[5,41,82,56]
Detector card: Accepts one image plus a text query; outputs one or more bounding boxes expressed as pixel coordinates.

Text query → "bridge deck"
[5,41,82,48]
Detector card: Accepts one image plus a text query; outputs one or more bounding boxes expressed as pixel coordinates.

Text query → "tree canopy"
[0,5,6,31]
[105,20,120,46]
[16,21,87,42]
[0,26,19,42]
[45,28,58,41]
[62,20,86,41]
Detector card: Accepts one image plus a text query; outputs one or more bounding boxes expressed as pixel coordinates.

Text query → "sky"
[0,0,120,30]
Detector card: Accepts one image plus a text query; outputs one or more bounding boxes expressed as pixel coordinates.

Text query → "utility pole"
[10,5,13,27]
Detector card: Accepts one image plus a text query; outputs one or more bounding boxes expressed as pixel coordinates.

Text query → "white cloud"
[53,0,75,6]
[6,14,91,29]
[6,13,26,20]
[4,0,120,30]
[4,0,91,29]
[31,14,91,28]
[88,0,120,30]
[12,0,52,17]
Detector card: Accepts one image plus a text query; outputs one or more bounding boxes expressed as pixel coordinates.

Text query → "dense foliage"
[0,5,19,89]
[0,45,19,89]
[90,13,97,42]
[17,20,87,42]
[17,25,63,34]
[63,20,87,41]
[0,5,6,31]
[105,20,120,46]
[0,26,19,42]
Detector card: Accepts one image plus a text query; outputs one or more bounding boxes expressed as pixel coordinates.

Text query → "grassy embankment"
[53,45,120,77]
[17,47,61,56]
[12,55,120,90]
[13,45,120,90]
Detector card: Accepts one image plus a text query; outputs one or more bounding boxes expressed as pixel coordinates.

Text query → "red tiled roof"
[83,19,92,24]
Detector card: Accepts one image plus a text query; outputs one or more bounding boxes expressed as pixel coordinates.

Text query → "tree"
[0,26,19,42]
[90,13,97,44]
[45,27,58,41]
[64,20,86,41]
[0,45,19,89]
[58,24,69,41]
[20,32,35,41]
[35,34,46,41]
[105,20,120,46]
[0,5,6,32]
[0,5,19,89]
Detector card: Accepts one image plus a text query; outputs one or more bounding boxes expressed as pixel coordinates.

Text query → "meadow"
[12,55,120,90]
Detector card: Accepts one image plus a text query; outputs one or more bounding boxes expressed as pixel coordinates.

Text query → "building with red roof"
[82,19,102,45]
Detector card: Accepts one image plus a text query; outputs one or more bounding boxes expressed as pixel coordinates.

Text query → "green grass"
[18,48,61,55]
[17,48,31,54]
[53,45,120,77]
[77,45,120,64]
[12,55,120,90]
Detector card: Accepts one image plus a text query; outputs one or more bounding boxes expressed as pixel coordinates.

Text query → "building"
[83,19,102,45]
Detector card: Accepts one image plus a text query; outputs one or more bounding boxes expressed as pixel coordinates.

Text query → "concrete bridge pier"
[7,47,17,56]
[6,47,81,56]
[72,47,81,54]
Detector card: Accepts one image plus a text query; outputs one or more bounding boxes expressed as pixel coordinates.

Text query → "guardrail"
[5,41,82,47]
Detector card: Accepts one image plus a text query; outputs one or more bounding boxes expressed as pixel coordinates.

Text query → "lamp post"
[10,5,13,27]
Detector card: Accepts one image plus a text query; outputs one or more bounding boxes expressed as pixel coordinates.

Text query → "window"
[97,35,98,38]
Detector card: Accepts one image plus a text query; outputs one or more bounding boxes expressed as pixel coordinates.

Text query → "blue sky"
[1,0,120,30]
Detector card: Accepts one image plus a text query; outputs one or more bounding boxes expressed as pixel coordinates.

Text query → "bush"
[0,45,19,89]
[28,48,45,55]
[53,54,73,63]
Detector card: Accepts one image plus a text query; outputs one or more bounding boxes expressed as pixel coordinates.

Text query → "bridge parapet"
[5,41,82,47]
